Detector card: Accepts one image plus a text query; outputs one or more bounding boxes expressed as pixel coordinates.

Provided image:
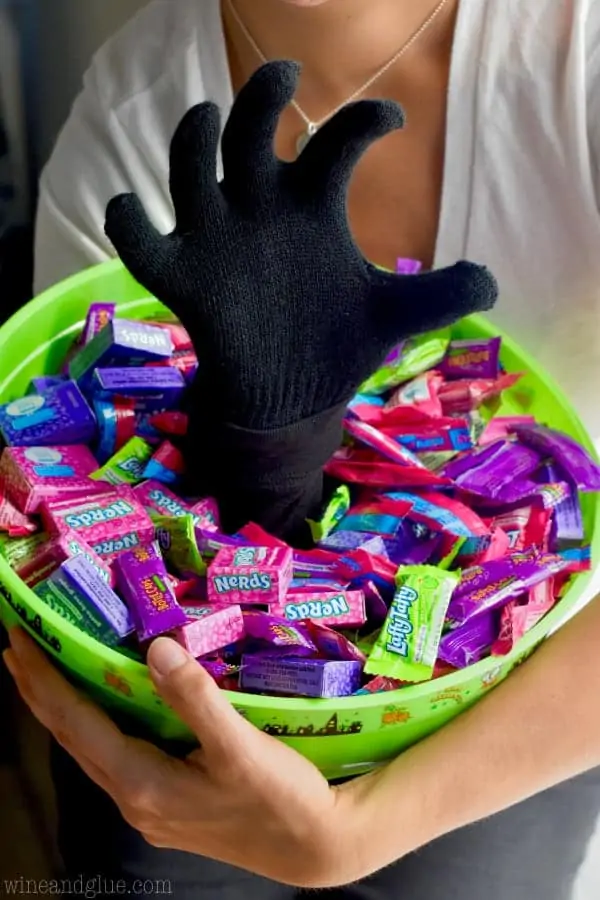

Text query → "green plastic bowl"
[0,259,598,780]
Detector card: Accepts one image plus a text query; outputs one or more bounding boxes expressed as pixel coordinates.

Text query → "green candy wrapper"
[0,532,48,568]
[91,436,153,486]
[364,565,459,683]
[307,485,351,543]
[154,514,206,577]
[359,328,451,395]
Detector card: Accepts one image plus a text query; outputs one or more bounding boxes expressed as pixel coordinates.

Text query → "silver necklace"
[226,0,451,155]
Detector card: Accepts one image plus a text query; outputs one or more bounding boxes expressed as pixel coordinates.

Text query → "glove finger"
[105,193,171,300]
[221,60,300,200]
[294,100,404,200]
[369,261,499,338]
[169,103,222,232]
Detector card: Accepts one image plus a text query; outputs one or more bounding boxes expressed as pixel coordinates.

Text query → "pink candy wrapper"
[438,373,522,415]
[15,528,113,588]
[386,371,444,418]
[492,579,556,656]
[207,546,293,606]
[279,590,366,628]
[173,605,245,657]
[0,489,37,536]
[42,487,155,560]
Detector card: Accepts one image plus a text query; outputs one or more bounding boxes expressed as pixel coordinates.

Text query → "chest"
[274,53,452,272]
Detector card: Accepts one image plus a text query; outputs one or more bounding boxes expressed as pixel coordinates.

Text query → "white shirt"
[33,0,600,430]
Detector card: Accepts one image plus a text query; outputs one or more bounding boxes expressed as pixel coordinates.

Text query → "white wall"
[33,0,148,168]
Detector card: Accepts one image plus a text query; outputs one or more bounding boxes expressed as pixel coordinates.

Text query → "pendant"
[296,123,318,156]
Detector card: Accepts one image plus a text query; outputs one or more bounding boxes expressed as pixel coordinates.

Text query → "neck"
[224,0,454,95]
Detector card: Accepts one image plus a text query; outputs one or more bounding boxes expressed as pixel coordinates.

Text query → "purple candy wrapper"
[30,375,67,393]
[240,655,362,698]
[0,381,97,447]
[70,319,173,388]
[49,555,134,644]
[512,423,600,492]
[242,610,317,657]
[319,530,379,552]
[441,337,501,380]
[396,258,423,276]
[301,620,367,663]
[92,367,186,410]
[361,579,389,629]
[538,462,584,546]
[114,541,186,641]
[194,527,247,557]
[438,614,499,668]
[448,551,570,625]
[83,303,116,345]
[445,439,541,500]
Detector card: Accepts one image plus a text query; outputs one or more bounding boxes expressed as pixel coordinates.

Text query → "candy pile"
[0,296,598,700]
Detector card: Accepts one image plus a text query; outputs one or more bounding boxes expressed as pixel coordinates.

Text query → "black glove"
[105,61,498,541]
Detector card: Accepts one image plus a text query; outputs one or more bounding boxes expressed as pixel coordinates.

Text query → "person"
[8,0,600,897]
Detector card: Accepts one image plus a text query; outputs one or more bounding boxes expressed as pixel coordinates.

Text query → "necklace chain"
[226,0,451,139]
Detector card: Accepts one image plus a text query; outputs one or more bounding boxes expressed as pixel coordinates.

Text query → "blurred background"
[0,0,146,322]
[0,0,146,881]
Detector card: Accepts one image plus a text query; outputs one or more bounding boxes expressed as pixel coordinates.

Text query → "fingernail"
[8,627,26,654]
[3,649,19,678]
[148,638,189,676]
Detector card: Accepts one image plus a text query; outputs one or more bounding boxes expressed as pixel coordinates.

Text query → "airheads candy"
[207,546,293,606]
[364,566,459,683]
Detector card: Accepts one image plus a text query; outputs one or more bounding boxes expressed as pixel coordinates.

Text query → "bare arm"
[342,594,600,880]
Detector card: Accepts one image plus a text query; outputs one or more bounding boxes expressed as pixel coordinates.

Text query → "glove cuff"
[187,402,346,543]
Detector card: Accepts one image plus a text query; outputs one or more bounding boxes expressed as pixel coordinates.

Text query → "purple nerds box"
[91,367,186,408]
[69,319,174,389]
[52,555,134,644]
[240,656,362,698]
[0,381,97,447]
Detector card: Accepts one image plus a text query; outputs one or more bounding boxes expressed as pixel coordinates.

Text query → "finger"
[295,99,404,201]
[105,193,172,298]
[6,629,148,791]
[148,638,253,760]
[221,60,300,200]
[370,260,499,338]
[169,103,222,232]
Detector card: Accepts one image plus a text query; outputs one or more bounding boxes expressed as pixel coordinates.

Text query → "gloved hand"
[105,60,498,540]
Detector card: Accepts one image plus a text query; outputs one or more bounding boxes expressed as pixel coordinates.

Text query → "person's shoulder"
[86,0,222,112]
